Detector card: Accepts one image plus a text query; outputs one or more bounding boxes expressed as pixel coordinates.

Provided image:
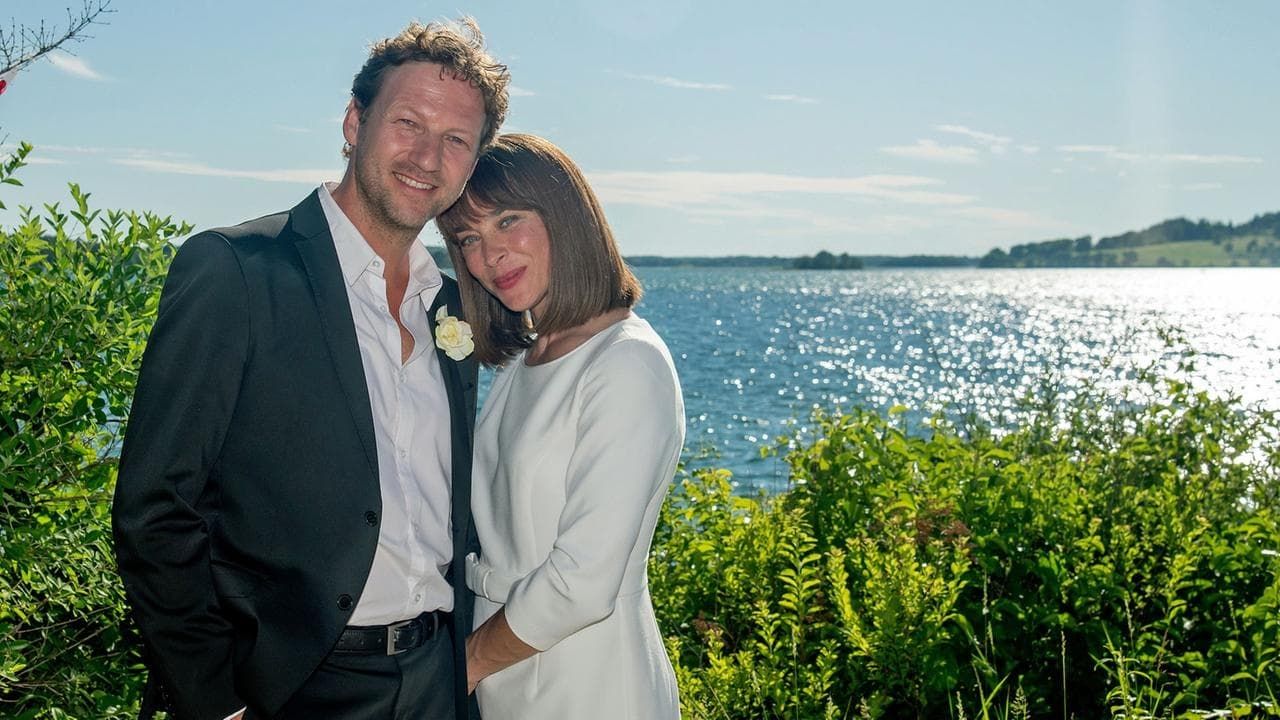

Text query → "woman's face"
[455,206,552,321]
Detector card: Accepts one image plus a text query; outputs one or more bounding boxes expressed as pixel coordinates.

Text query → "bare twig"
[0,1,114,76]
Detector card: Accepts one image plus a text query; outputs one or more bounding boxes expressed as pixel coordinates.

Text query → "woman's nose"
[482,235,507,266]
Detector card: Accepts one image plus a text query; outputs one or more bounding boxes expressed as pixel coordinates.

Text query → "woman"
[436,134,683,718]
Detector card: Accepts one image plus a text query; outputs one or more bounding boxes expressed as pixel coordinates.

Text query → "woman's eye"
[498,214,519,229]
[458,235,478,248]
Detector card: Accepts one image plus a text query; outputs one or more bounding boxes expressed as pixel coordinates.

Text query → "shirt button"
[414,593,423,603]
[398,448,408,459]
[364,510,378,526]
[336,594,354,611]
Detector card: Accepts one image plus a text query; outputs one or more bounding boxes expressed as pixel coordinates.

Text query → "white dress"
[466,313,683,719]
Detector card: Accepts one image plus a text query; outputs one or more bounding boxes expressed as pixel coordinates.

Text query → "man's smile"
[394,172,435,191]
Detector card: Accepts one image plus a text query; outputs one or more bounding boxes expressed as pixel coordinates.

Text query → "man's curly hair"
[345,17,510,157]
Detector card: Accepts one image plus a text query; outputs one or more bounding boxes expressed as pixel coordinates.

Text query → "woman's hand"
[465,635,482,694]
[465,608,539,694]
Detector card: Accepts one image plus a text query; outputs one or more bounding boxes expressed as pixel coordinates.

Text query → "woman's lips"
[493,267,524,291]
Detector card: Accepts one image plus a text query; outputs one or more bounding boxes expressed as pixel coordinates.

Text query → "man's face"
[343,61,487,237]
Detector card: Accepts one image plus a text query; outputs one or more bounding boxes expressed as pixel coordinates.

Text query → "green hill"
[980,212,1280,268]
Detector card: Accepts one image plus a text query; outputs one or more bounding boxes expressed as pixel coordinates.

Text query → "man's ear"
[342,99,363,147]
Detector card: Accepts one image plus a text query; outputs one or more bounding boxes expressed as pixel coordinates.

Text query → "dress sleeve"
[112,232,251,720]
[502,338,684,651]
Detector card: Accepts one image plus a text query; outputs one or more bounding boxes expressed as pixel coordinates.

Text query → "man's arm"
[112,232,251,720]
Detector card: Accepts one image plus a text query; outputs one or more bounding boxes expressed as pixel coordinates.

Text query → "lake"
[483,268,1280,492]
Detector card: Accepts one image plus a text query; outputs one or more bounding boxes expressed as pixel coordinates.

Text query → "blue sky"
[2,1,1278,257]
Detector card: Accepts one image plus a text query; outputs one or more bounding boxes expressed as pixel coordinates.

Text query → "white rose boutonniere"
[434,306,474,361]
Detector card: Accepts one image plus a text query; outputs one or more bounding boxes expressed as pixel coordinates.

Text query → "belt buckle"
[386,618,414,656]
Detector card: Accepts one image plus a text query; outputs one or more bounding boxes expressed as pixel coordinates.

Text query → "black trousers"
[270,625,457,720]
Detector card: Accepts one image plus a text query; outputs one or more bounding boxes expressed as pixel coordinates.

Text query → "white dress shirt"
[318,182,455,623]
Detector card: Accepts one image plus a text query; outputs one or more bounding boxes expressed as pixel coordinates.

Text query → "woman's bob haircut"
[436,133,641,366]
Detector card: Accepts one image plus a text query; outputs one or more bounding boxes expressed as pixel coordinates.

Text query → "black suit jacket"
[112,191,478,720]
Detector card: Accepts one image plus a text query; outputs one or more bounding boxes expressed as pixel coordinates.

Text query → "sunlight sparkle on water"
[631,267,1280,491]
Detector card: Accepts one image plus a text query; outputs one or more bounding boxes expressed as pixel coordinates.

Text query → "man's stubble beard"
[352,151,444,242]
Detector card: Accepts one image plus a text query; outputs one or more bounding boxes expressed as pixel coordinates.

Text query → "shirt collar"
[317,182,442,294]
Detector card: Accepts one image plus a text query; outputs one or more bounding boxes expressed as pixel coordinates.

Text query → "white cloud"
[115,158,339,184]
[47,51,107,81]
[850,213,939,234]
[1058,145,1118,154]
[34,144,189,159]
[23,156,68,165]
[947,205,1055,229]
[4,144,192,169]
[588,170,974,209]
[38,144,113,155]
[1056,145,1261,165]
[673,202,939,239]
[936,124,1011,154]
[0,145,67,165]
[764,94,818,104]
[1157,153,1261,165]
[509,85,536,97]
[881,139,980,164]
[1019,145,1040,155]
[620,72,730,91]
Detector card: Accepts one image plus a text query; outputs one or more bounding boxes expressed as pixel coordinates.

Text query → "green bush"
[653,353,1280,719]
[4,150,1278,718]
[1,143,188,719]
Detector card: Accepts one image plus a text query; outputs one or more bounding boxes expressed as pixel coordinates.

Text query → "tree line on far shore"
[792,250,864,269]
[979,211,1280,268]
[613,253,979,270]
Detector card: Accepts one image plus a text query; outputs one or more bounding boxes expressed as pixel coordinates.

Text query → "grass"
[1119,236,1280,266]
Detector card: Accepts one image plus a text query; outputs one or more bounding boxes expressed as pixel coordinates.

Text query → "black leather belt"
[334,610,448,655]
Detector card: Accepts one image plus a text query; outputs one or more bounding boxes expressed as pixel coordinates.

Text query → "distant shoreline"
[621,255,1280,269]
[623,254,980,269]
[979,211,1279,268]
[427,247,1277,271]
[422,210,1278,270]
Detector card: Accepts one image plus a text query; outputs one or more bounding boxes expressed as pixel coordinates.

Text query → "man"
[112,18,509,720]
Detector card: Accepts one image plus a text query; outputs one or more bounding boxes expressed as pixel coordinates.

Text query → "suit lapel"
[426,287,477,449]
[288,191,380,482]
[427,286,478,565]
